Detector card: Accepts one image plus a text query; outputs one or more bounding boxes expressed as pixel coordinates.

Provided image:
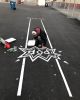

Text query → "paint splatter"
[53,74,57,76]
[15,59,20,62]
[51,65,53,67]
[58,51,62,53]
[63,61,69,64]
[7,46,17,52]
[51,89,54,92]
[20,45,23,48]
[16,78,19,80]
[74,72,77,75]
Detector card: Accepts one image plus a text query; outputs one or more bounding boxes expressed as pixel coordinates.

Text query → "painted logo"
[18,46,61,62]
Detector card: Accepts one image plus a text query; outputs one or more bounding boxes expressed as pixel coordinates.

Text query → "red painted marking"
[5,42,11,49]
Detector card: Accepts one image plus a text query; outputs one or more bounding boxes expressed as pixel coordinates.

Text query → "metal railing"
[51,1,80,20]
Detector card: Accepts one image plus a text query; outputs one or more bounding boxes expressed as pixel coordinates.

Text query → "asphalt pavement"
[0,3,80,100]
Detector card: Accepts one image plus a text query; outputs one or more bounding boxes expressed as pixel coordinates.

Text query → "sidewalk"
[52,4,80,21]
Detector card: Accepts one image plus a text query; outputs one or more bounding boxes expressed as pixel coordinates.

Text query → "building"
[0,0,46,6]
[24,0,45,6]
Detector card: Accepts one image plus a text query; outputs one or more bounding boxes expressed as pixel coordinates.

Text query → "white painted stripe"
[40,19,53,49]
[25,18,31,48]
[56,59,72,97]
[17,18,31,96]
[41,19,72,97]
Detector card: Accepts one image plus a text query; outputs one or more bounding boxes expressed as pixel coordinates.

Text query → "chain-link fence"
[51,1,80,20]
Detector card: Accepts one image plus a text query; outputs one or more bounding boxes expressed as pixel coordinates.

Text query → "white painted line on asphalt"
[40,19,53,49]
[41,19,73,97]
[32,18,41,19]
[17,18,31,96]
[56,59,72,97]
[25,18,31,48]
